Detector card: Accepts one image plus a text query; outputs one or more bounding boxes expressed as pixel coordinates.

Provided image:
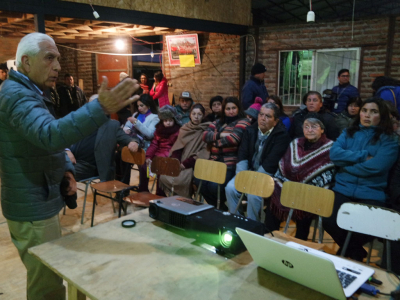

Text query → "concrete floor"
[0,171,384,299]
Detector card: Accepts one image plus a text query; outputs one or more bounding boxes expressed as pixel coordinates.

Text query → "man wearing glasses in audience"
[331,69,359,114]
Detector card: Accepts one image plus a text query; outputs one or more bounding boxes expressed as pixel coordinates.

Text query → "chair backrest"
[234,171,274,198]
[121,147,146,165]
[337,202,400,241]
[151,156,181,177]
[193,159,227,184]
[280,181,334,218]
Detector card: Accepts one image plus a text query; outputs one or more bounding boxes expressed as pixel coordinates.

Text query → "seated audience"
[124,94,159,151]
[226,103,290,221]
[66,95,140,182]
[323,97,399,261]
[204,95,223,122]
[372,76,400,115]
[265,117,335,240]
[175,91,194,124]
[244,97,262,124]
[335,97,362,133]
[138,105,181,192]
[196,97,251,210]
[290,91,340,141]
[267,95,291,131]
[159,104,210,197]
[150,70,168,108]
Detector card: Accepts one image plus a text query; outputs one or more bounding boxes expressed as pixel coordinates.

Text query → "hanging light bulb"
[115,39,125,50]
[307,0,315,22]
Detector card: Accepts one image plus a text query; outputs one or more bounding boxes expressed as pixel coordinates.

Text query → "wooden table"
[29,209,398,300]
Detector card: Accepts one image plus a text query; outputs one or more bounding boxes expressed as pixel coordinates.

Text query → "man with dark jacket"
[226,103,290,221]
[331,69,359,113]
[0,32,139,300]
[56,73,87,118]
[290,91,340,141]
[241,63,269,110]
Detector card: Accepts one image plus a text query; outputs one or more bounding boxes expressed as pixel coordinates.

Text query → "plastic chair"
[89,147,145,227]
[232,170,275,223]
[337,202,400,271]
[193,159,227,209]
[124,156,181,207]
[276,181,335,245]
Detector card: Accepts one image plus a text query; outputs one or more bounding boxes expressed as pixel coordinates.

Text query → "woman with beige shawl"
[159,104,210,197]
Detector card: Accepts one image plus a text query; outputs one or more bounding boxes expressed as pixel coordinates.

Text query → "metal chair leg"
[63,204,66,215]
[233,193,245,214]
[91,191,98,227]
[217,184,221,210]
[311,217,318,242]
[341,231,352,257]
[109,192,116,213]
[80,180,91,225]
[318,216,324,244]
[386,239,391,272]
[283,209,294,234]
[195,180,203,202]
[366,240,373,265]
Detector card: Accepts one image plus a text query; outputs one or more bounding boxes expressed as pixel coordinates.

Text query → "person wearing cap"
[138,105,181,193]
[244,96,262,124]
[266,117,335,240]
[290,91,340,141]
[0,62,8,85]
[56,73,87,118]
[204,95,223,123]
[176,91,194,124]
[225,103,290,221]
[331,69,359,113]
[241,62,269,110]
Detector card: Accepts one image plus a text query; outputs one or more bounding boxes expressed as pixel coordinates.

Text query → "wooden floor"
[0,171,385,299]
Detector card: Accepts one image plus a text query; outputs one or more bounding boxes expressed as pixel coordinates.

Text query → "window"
[278,48,360,106]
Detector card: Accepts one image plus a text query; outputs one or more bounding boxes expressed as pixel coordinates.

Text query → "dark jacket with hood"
[241,75,269,110]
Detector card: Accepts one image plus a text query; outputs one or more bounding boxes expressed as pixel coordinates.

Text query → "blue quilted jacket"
[0,70,108,221]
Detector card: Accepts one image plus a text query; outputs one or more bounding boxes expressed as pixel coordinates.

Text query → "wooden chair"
[232,171,275,223]
[89,147,145,227]
[124,156,181,207]
[193,159,227,209]
[337,202,400,271]
[274,181,335,248]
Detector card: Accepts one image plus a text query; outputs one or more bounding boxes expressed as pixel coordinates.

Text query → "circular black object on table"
[121,220,136,228]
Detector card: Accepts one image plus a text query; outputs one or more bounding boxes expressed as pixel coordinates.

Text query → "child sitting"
[138,105,181,192]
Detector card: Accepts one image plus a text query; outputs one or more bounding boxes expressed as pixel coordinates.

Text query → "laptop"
[236,228,374,300]
[149,195,213,215]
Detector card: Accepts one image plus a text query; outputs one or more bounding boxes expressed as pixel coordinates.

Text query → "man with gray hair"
[225,103,291,221]
[0,32,139,299]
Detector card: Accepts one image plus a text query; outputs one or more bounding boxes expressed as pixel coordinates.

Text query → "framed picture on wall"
[166,34,201,66]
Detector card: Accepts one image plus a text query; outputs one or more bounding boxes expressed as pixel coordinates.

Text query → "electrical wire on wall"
[351,0,356,41]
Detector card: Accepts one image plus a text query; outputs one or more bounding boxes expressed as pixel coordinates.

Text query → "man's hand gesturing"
[98,76,140,114]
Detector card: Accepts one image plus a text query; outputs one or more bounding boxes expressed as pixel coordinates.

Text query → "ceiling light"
[115,39,125,50]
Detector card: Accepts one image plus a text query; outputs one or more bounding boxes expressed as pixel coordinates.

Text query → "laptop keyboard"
[336,270,357,289]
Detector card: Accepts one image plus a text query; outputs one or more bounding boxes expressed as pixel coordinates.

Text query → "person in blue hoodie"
[241,63,269,110]
[372,76,400,115]
[323,97,399,261]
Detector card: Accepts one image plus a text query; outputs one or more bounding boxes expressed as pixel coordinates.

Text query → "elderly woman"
[336,97,362,133]
[265,116,335,240]
[323,97,399,261]
[197,97,251,209]
[159,104,210,198]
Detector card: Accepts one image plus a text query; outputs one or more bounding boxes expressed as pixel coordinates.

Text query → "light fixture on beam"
[307,0,315,23]
[115,39,125,50]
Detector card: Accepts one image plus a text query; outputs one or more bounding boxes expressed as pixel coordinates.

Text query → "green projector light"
[220,230,233,248]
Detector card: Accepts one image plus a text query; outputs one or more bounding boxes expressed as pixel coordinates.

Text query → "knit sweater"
[203,118,251,168]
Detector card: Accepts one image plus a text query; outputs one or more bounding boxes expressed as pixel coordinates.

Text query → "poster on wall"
[166,34,201,66]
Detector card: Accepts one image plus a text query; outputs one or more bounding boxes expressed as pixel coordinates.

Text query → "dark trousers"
[264,199,314,241]
[74,160,98,181]
[194,168,235,211]
[322,191,390,261]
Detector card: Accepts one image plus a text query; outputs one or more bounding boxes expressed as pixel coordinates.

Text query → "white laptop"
[236,228,374,300]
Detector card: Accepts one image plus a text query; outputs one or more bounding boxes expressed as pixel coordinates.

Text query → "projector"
[149,196,265,255]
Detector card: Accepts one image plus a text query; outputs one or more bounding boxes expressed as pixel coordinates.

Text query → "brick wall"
[58,38,132,96]
[246,16,399,104]
[163,32,241,113]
